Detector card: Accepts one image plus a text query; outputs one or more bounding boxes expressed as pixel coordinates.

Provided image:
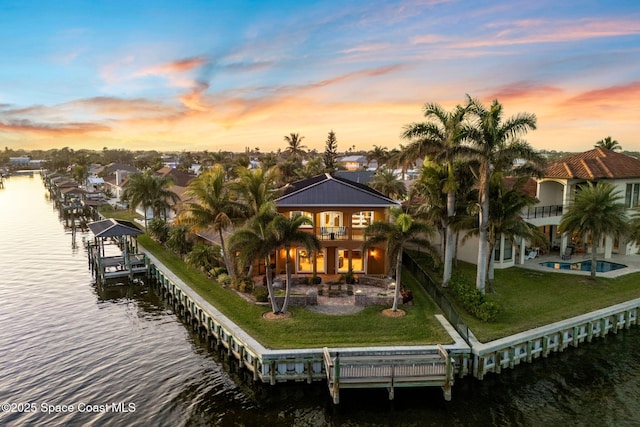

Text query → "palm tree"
[466,96,543,293]
[559,181,629,278]
[369,169,406,200]
[365,145,389,170]
[277,158,303,184]
[185,242,223,273]
[150,175,181,222]
[121,170,179,229]
[178,165,247,278]
[402,102,469,287]
[595,136,621,151]
[166,224,193,257]
[284,133,307,160]
[229,204,282,313]
[364,210,437,312]
[465,174,546,284]
[229,166,281,277]
[410,162,451,265]
[271,214,320,314]
[230,166,281,218]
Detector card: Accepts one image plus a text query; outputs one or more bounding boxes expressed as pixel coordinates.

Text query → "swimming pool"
[539,260,628,272]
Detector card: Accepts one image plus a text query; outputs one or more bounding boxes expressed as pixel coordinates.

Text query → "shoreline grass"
[137,235,452,348]
[443,261,640,342]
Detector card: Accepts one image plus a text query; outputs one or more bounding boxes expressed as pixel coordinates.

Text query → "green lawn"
[137,235,452,348]
[98,205,141,222]
[442,261,640,342]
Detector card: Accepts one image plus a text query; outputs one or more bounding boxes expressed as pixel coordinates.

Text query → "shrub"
[233,276,254,293]
[148,217,169,244]
[209,266,227,277]
[252,286,269,302]
[449,274,501,322]
[216,273,231,287]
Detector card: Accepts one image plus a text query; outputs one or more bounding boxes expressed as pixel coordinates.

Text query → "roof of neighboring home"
[155,166,195,187]
[94,163,138,175]
[338,155,366,163]
[504,177,538,198]
[87,218,143,238]
[276,173,400,207]
[544,148,640,179]
[60,187,86,195]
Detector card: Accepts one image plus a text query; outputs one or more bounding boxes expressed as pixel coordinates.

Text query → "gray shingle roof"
[276,173,399,207]
[87,218,143,238]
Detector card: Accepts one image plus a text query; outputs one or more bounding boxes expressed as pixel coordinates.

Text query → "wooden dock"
[323,345,454,403]
[86,218,147,283]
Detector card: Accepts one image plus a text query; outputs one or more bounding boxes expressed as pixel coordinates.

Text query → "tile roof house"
[270,173,401,277]
[454,148,640,269]
[524,148,640,260]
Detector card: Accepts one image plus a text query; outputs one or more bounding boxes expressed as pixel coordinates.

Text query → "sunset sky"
[1,0,639,154]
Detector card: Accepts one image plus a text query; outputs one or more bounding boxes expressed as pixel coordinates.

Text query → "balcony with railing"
[318,226,347,240]
[522,204,563,219]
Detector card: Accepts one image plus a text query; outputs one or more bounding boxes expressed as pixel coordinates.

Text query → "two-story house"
[271,173,400,277]
[454,148,640,269]
[520,147,640,263]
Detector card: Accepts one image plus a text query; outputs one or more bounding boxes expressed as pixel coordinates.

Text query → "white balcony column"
[519,238,528,265]
[604,235,613,259]
[560,233,569,255]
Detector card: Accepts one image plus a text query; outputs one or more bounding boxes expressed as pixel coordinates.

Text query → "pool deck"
[518,251,640,278]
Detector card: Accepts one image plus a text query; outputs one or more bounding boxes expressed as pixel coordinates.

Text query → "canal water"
[1,175,639,427]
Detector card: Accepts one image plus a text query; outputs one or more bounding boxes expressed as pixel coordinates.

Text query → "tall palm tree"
[559,181,629,279]
[150,174,181,222]
[595,136,621,151]
[229,204,282,313]
[364,210,437,312]
[178,165,247,278]
[229,166,281,277]
[284,133,307,160]
[402,102,469,287]
[121,170,179,229]
[369,169,406,200]
[271,214,320,314]
[464,174,545,284]
[466,96,543,293]
[410,161,450,264]
[230,166,281,218]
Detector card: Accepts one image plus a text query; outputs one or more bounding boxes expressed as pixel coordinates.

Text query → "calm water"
[1,175,640,427]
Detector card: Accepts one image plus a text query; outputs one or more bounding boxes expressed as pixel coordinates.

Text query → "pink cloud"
[0,119,110,135]
[452,18,640,49]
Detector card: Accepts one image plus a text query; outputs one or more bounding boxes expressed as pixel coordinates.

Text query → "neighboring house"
[271,173,401,276]
[153,166,196,222]
[337,155,367,171]
[522,148,640,261]
[454,148,640,269]
[94,163,139,206]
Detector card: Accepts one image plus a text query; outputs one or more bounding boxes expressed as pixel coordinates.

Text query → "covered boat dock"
[87,218,147,282]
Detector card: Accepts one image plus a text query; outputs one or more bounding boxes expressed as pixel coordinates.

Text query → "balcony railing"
[318,226,347,240]
[304,226,367,241]
[522,204,563,219]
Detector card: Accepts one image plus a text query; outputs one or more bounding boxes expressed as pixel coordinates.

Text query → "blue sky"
[1,0,639,153]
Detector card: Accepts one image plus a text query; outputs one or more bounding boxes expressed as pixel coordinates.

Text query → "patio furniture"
[525,249,538,260]
[561,247,573,260]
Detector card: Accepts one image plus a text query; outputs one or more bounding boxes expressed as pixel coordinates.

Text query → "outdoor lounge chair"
[525,249,538,260]
[561,247,573,260]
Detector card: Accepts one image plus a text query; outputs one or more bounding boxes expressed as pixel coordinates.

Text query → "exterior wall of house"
[276,206,389,276]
